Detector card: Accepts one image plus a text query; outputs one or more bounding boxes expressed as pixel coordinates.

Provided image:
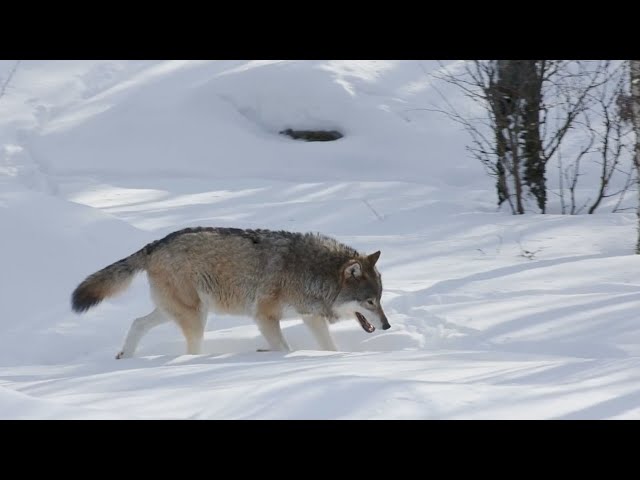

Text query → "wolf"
[71,227,390,358]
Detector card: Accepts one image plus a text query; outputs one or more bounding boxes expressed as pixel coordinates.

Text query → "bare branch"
[0,60,21,101]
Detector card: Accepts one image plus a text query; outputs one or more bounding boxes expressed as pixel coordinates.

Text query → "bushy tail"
[71,249,148,313]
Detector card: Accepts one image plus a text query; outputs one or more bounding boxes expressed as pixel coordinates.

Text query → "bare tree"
[551,62,634,215]
[429,60,614,214]
[0,60,21,101]
[630,60,640,253]
[558,121,594,215]
[488,60,544,214]
[585,64,634,214]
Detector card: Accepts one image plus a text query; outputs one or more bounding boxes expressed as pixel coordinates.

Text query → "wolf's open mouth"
[355,312,375,333]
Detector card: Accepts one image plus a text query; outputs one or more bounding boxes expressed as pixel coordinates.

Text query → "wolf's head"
[332,250,390,333]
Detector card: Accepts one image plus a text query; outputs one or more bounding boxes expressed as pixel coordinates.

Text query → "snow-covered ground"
[1,60,640,419]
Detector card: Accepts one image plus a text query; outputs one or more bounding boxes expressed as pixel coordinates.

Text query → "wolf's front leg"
[303,315,338,351]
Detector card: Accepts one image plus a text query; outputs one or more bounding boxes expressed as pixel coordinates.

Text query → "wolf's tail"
[71,248,148,313]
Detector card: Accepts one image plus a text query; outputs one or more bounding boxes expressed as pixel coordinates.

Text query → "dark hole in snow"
[279,128,343,142]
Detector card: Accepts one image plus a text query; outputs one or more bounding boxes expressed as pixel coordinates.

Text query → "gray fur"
[71,227,389,357]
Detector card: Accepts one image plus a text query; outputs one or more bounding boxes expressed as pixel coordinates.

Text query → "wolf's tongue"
[355,312,375,333]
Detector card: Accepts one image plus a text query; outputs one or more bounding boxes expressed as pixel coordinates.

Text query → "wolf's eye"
[366,299,375,307]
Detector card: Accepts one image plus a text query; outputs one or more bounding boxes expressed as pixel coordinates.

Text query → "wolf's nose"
[382,323,391,330]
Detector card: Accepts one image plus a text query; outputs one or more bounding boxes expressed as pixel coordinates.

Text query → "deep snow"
[1,60,640,419]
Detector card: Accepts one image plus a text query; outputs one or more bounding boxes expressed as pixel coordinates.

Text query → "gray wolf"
[71,227,390,358]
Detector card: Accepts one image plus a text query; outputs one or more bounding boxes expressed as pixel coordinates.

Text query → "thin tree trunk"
[489,60,544,214]
[630,60,640,253]
[491,60,514,212]
[521,61,545,213]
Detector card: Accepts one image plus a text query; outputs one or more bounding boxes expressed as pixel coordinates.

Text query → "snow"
[1,60,640,419]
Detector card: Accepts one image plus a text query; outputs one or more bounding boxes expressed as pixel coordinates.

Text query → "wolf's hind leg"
[116,308,169,359]
[169,306,207,355]
[148,276,208,356]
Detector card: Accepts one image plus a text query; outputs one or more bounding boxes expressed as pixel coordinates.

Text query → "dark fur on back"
[143,227,359,256]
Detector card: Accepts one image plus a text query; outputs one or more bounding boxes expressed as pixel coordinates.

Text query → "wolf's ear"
[368,251,381,265]
[343,260,362,280]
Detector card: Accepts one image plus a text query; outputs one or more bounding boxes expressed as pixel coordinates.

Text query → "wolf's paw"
[115,351,127,359]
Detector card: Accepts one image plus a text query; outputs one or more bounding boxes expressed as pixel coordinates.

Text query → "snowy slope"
[1,60,640,419]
